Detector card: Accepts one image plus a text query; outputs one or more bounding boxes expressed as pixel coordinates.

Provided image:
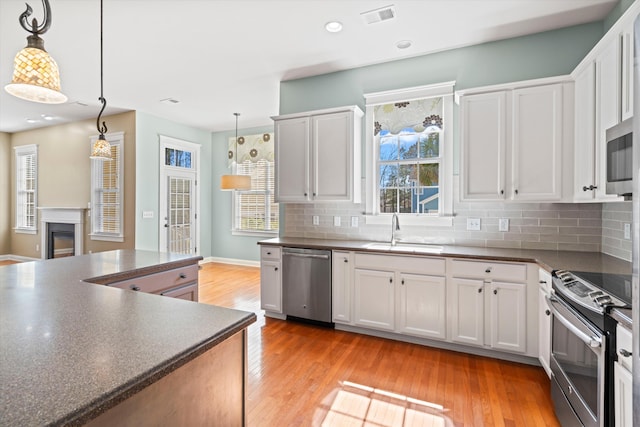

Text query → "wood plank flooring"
[199,262,561,427]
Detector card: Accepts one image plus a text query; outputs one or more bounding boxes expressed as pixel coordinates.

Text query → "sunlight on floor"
[314,380,453,427]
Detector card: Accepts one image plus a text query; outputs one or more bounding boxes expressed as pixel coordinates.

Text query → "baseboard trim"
[0,254,40,262]
[201,256,260,268]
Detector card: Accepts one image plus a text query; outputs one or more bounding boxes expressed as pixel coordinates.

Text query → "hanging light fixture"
[5,0,67,104]
[220,113,251,191]
[90,0,111,160]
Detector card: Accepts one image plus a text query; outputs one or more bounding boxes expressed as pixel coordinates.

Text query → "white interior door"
[159,136,200,254]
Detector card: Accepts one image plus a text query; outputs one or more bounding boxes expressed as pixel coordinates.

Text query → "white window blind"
[90,132,124,241]
[15,145,37,233]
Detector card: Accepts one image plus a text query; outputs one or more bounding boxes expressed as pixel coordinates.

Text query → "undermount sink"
[364,242,444,254]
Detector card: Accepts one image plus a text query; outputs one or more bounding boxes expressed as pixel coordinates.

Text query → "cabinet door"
[460,92,507,200]
[332,251,352,323]
[353,268,395,331]
[573,64,598,201]
[490,281,527,353]
[274,117,310,202]
[260,260,282,313]
[620,22,634,121]
[614,362,633,427]
[398,273,446,340]
[161,283,198,302]
[511,84,563,201]
[312,111,353,201]
[538,270,552,376]
[449,278,485,346]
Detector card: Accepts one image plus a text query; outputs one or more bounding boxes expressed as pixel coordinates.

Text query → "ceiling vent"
[361,5,396,25]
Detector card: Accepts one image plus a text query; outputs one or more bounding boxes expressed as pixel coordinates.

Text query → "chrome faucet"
[391,213,400,246]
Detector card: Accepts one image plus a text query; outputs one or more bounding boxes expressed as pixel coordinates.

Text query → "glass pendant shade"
[220,174,251,191]
[90,134,112,160]
[5,43,67,104]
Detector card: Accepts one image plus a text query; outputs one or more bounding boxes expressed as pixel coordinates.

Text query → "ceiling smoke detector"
[360,5,396,25]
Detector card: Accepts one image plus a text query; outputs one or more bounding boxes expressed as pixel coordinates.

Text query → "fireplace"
[39,208,86,259]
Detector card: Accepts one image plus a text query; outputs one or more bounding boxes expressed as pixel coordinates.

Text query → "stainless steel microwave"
[605,118,633,197]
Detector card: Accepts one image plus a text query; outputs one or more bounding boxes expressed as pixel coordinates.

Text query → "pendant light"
[5,0,67,104]
[90,0,111,160]
[220,113,251,191]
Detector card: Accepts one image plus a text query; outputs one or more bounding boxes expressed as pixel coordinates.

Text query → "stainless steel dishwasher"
[282,247,332,324]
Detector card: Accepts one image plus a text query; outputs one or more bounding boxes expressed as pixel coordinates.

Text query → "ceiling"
[0,0,618,134]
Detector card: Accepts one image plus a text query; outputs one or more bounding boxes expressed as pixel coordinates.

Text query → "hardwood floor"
[199,262,561,427]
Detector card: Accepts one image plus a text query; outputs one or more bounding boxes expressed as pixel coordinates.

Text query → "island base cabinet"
[398,274,446,340]
[353,268,395,331]
[86,330,248,427]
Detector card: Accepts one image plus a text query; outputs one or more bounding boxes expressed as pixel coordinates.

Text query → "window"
[90,132,124,241]
[15,144,38,233]
[231,132,279,235]
[364,82,454,225]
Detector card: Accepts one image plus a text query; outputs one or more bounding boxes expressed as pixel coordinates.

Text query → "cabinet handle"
[343,258,348,263]
[130,285,140,291]
[620,349,632,357]
[545,309,551,316]
[493,289,497,295]
[485,267,492,273]
[304,192,308,197]
[514,189,518,195]
[313,193,316,196]
[274,267,278,271]
[266,251,271,255]
[179,273,187,279]
[389,277,393,283]
[500,189,504,195]
[478,287,483,293]
[401,279,405,285]
[582,185,598,191]
[539,280,547,284]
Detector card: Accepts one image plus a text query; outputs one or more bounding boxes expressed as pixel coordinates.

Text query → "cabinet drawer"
[109,265,199,294]
[161,283,198,302]
[261,246,281,261]
[617,324,633,371]
[451,259,527,282]
[354,253,445,276]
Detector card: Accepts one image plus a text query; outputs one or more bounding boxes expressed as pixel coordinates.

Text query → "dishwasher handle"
[283,252,330,260]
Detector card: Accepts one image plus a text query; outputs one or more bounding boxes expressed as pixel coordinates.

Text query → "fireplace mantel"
[39,208,86,259]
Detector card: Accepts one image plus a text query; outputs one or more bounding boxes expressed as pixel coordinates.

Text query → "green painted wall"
[135,112,213,255]
[211,124,274,262]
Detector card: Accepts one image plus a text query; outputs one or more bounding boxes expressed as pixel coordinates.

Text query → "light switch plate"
[333,216,341,227]
[142,211,154,219]
[351,216,359,227]
[312,215,320,226]
[499,218,509,232]
[624,223,631,240]
[467,218,481,231]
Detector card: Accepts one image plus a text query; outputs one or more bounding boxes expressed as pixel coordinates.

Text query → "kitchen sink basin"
[364,242,444,254]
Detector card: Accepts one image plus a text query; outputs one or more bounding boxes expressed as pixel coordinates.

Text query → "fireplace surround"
[39,208,85,259]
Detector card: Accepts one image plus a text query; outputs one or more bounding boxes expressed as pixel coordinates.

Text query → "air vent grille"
[361,5,396,24]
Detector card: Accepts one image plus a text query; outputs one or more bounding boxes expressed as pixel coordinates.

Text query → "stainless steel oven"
[548,270,632,427]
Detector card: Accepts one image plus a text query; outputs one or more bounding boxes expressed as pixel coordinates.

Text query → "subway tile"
[540,234,578,244]
[522,210,559,219]
[540,218,579,227]
[521,225,559,235]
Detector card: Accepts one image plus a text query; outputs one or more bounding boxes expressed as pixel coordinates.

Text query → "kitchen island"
[0,250,256,426]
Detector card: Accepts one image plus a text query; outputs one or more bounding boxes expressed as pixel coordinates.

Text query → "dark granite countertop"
[259,237,632,275]
[0,250,256,426]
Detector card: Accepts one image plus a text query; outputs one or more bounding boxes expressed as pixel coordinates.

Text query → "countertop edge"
[62,313,256,426]
[87,256,204,285]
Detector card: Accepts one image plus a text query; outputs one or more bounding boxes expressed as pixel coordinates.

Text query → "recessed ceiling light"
[325,21,343,33]
[41,114,54,120]
[396,40,412,50]
[26,118,38,123]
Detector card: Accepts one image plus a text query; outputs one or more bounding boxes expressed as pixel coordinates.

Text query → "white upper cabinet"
[459,79,570,202]
[573,63,600,201]
[273,106,363,203]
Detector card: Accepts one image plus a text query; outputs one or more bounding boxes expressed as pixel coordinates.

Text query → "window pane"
[379,164,398,187]
[419,163,439,186]
[398,189,413,213]
[379,135,397,161]
[399,134,418,159]
[398,164,416,187]
[420,133,440,158]
[379,188,396,213]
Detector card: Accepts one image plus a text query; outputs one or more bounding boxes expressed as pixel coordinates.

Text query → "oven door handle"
[546,295,602,348]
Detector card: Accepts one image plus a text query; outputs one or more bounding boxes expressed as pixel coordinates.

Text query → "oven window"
[552,316,599,417]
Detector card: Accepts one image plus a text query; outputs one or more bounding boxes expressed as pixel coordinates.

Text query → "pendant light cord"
[234,112,240,168]
[96,0,108,135]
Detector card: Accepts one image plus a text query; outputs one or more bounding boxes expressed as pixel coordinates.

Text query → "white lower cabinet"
[260,247,282,314]
[332,251,352,323]
[538,269,552,377]
[398,273,446,340]
[614,324,633,427]
[354,268,396,331]
[449,259,528,354]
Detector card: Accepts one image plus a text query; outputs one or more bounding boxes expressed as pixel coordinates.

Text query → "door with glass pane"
[159,136,199,254]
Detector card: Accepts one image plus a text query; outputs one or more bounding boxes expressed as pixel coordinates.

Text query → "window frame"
[89,131,124,242]
[363,82,455,226]
[14,144,38,234]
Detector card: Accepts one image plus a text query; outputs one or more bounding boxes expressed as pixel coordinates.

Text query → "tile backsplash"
[283,185,633,262]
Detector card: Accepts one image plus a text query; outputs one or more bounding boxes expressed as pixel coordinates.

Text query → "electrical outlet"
[467,218,481,231]
[312,215,319,226]
[333,216,341,227]
[499,218,509,232]
[624,223,631,240]
[351,216,359,227]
